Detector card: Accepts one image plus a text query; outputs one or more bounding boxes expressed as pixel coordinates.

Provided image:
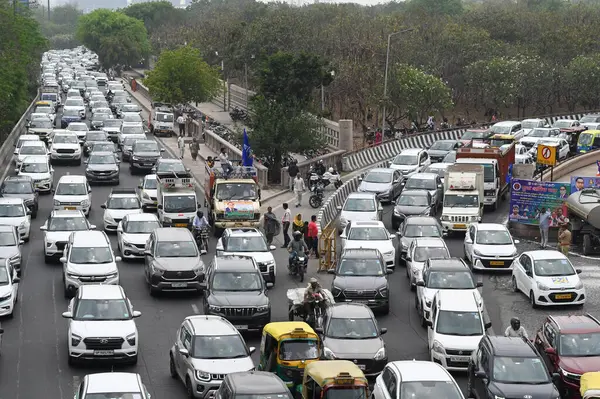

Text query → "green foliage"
[34,5,82,49]
[121,1,183,36]
[405,0,463,16]
[562,55,600,111]
[143,45,220,105]
[76,9,150,71]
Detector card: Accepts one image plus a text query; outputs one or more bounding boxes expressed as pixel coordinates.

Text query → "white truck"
[156,172,198,228]
[441,164,484,234]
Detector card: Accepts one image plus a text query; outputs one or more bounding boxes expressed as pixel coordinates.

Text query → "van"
[40,92,61,110]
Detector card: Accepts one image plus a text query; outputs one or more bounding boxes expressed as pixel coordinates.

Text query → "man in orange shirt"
[307,215,319,259]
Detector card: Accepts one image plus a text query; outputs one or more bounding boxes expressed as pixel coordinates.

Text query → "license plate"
[93,350,114,356]
[174,223,187,227]
[555,294,572,299]
[64,207,76,210]
[234,325,248,330]
[172,282,188,288]
[454,224,466,229]
[450,356,469,362]
[490,261,505,266]
[357,364,366,370]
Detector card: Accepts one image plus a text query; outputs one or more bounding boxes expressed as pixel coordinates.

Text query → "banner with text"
[571,176,600,193]
[509,179,570,226]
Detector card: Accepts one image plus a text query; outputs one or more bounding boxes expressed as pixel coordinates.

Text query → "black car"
[129,140,163,173]
[468,336,560,399]
[203,255,271,331]
[331,248,391,314]
[428,140,462,163]
[0,176,38,218]
[83,131,109,156]
[318,303,387,378]
[220,371,292,399]
[84,151,120,185]
[391,189,435,230]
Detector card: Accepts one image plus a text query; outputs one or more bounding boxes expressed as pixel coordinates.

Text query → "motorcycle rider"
[303,277,327,319]
[504,317,528,339]
[192,211,210,253]
[314,159,326,176]
[287,231,309,270]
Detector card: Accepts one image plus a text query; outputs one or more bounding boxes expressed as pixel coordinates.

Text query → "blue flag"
[242,128,253,167]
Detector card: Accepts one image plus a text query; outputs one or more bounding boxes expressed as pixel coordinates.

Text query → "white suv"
[53,175,92,216]
[62,285,140,366]
[41,210,95,263]
[117,213,160,260]
[17,155,54,193]
[75,372,151,399]
[101,188,142,232]
[0,198,31,241]
[169,315,255,399]
[61,230,121,297]
[49,131,82,165]
[389,148,431,177]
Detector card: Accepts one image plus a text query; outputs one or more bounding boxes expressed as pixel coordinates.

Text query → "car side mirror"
[378,206,383,211]
[117,226,123,233]
[62,311,73,318]
[90,224,96,230]
[514,239,520,244]
[552,373,561,383]
[485,321,492,329]
[442,231,448,237]
[545,347,557,356]
[249,346,256,354]
[416,280,425,287]
[115,256,122,262]
[179,348,189,357]
[160,148,165,152]
[358,177,363,181]
[576,269,582,274]
[39,225,47,231]
[19,240,25,245]
[132,310,142,318]
[465,236,472,244]
[157,205,163,210]
[327,269,335,274]
[380,328,388,335]
[100,204,106,209]
[386,269,393,274]
[138,185,142,189]
[13,151,17,155]
[475,370,487,379]
[26,210,31,216]
[0,328,4,334]
[13,276,20,283]
[389,233,396,239]
[525,270,532,277]
[336,205,342,211]
[425,320,432,327]
[314,327,324,334]
[405,256,412,262]
[14,169,19,173]
[269,245,276,251]
[144,250,152,257]
[476,281,483,287]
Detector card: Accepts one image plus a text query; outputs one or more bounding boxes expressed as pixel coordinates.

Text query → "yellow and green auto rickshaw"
[577,129,600,153]
[298,361,369,399]
[581,372,600,399]
[487,134,516,148]
[257,322,321,390]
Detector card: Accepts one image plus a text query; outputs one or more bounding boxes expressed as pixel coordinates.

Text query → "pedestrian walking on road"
[177,114,186,136]
[538,207,551,248]
[281,203,291,248]
[307,215,319,259]
[263,206,280,246]
[293,175,306,207]
[558,224,572,256]
[288,160,299,191]
[189,138,199,162]
[177,134,185,159]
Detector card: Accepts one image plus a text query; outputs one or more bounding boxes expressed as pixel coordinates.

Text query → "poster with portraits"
[509,179,570,226]
[571,176,600,193]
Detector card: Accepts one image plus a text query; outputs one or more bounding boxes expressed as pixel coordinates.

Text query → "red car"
[534,314,600,398]
[459,128,492,147]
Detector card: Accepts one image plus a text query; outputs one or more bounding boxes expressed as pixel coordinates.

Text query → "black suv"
[129,140,162,174]
[330,248,391,314]
[0,176,39,218]
[218,371,292,399]
[203,255,271,331]
[85,151,120,185]
[468,335,560,399]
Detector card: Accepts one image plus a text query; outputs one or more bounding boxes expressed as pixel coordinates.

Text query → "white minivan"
[53,175,92,216]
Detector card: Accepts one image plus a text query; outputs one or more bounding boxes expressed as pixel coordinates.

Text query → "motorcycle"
[323,170,343,189]
[288,252,307,282]
[193,227,210,254]
[306,293,326,328]
[309,184,324,209]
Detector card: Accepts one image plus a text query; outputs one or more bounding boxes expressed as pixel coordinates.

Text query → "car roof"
[225,228,262,237]
[341,248,381,259]
[21,141,46,147]
[413,237,446,247]
[555,118,575,122]
[0,197,24,205]
[525,250,568,261]
[18,135,40,140]
[185,315,239,336]
[400,189,429,196]
[125,213,158,222]
[144,174,157,180]
[329,303,373,319]
[72,231,108,247]
[486,336,537,357]
[154,227,194,242]
[476,223,508,232]
[523,118,545,122]
[350,221,385,228]
[405,216,439,225]
[79,285,124,300]
[494,121,520,126]
[550,315,600,333]
[428,258,469,270]
[366,168,394,174]
[408,173,438,180]
[214,255,256,271]
[4,176,32,182]
[346,192,377,200]
[436,290,479,311]
[426,163,453,170]
[400,148,424,155]
[58,175,87,183]
[85,373,142,394]
[50,210,86,218]
[390,360,452,382]
[227,371,288,394]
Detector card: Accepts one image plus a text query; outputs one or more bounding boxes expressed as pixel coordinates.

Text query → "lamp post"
[321,70,335,111]
[215,51,226,111]
[244,54,255,109]
[381,28,414,133]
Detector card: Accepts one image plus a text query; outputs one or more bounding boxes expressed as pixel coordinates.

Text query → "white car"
[519,127,563,149]
[373,361,464,399]
[552,118,580,129]
[216,227,277,285]
[66,88,81,99]
[62,285,140,365]
[74,373,151,398]
[66,122,89,140]
[49,131,82,165]
[61,230,121,298]
[340,221,395,269]
[389,148,431,177]
[464,223,519,271]
[40,210,94,263]
[33,104,56,123]
[101,189,143,232]
[521,118,547,136]
[427,290,490,371]
[529,137,570,161]
[513,144,534,164]
[489,121,524,140]
[406,237,449,289]
[337,192,382,233]
[14,141,49,168]
[0,258,20,318]
[63,97,86,119]
[511,250,585,307]
[15,134,41,152]
[121,112,144,128]
[117,213,160,260]
[53,175,92,216]
[137,174,158,210]
[16,155,54,193]
[0,198,31,241]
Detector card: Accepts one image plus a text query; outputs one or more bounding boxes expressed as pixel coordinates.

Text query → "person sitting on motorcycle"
[303,277,326,318]
[287,231,308,268]
[504,317,528,339]
[314,160,326,175]
[192,211,210,236]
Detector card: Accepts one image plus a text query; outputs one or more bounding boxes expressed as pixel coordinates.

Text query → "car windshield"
[65,99,83,107]
[84,393,143,399]
[442,151,456,163]
[125,220,160,234]
[436,311,483,336]
[560,333,600,357]
[92,143,115,152]
[461,130,488,140]
[123,105,141,112]
[343,198,376,212]
[424,166,448,177]
[67,124,86,131]
[92,114,110,122]
[107,197,140,209]
[533,258,575,277]
[279,340,319,361]
[225,236,268,252]
[338,258,384,276]
[490,125,515,134]
[404,224,442,237]
[1,181,32,194]
[48,217,88,231]
[215,183,258,201]
[163,195,196,213]
[22,161,49,174]
[157,161,187,174]
[191,335,248,359]
[327,317,378,339]
[444,194,479,208]
[427,271,476,289]
[20,145,46,155]
[529,129,552,138]
[87,133,106,141]
[144,178,157,189]
[580,116,600,123]
[123,114,142,123]
[56,183,87,195]
[89,154,115,165]
[579,133,593,145]
[553,120,572,128]
[124,137,144,146]
[392,154,417,165]
[104,120,122,128]
[30,120,53,129]
[0,267,9,286]
[0,204,25,217]
[492,357,549,384]
[348,227,388,241]
[135,142,158,152]
[363,171,392,183]
[522,120,541,129]
[113,96,128,104]
[0,232,16,246]
[398,194,429,206]
[156,113,174,122]
[122,126,144,135]
[405,178,436,190]
[17,139,38,148]
[430,141,455,151]
[54,135,78,144]
[69,247,113,264]
[476,230,513,245]
[156,241,197,257]
[414,247,449,262]
[74,299,130,321]
[212,272,263,291]
[400,382,462,399]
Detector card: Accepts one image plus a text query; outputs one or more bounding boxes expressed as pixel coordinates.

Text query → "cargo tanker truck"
[565,188,600,255]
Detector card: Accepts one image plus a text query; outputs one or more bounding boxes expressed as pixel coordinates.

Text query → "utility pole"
[47,0,50,20]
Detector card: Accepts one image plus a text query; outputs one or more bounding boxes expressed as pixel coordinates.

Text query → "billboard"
[571,176,600,193]
[509,179,570,226]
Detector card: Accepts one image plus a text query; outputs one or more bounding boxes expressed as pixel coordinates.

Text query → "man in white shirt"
[177,114,186,136]
[293,175,306,207]
[177,134,185,159]
[219,147,233,176]
[281,203,291,248]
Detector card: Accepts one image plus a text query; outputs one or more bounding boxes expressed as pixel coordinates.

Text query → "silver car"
[401,173,444,210]
[0,225,22,274]
[357,168,403,203]
[337,192,382,233]
[396,216,444,265]
[405,237,450,289]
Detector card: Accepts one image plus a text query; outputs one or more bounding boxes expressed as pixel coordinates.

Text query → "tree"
[143,45,221,105]
[34,5,82,49]
[405,0,463,16]
[561,55,600,111]
[76,9,150,71]
[465,57,520,114]
[121,1,182,36]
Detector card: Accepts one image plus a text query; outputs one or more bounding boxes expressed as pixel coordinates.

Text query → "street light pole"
[381,28,414,133]
[321,70,335,112]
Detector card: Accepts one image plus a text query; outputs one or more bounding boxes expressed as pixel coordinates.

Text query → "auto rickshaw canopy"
[304,360,367,387]
[581,372,600,398]
[263,322,317,340]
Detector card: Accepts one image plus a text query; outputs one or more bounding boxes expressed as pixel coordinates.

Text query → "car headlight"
[393,208,401,216]
[412,268,421,276]
[132,156,140,161]
[106,272,118,279]
[378,287,388,297]
[373,347,386,360]
[0,292,12,302]
[195,370,211,382]
[67,273,80,279]
[54,199,61,206]
[323,347,336,360]
[575,280,584,290]
[126,333,136,346]
[81,199,89,207]
[164,217,172,223]
[331,286,342,297]
[432,340,446,354]
[256,305,269,313]
[383,250,394,257]
[122,239,133,247]
[71,334,82,346]
[150,264,164,276]
[143,192,150,200]
[473,249,484,257]
[19,222,26,229]
[441,215,450,221]
[494,396,505,399]
[400,241,407,250]
[208,305,221,312]
[537,281,550,291]
[192,265,204,275]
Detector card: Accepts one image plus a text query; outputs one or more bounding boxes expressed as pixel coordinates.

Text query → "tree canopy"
[121,1,183,36]
[34,4,82,49]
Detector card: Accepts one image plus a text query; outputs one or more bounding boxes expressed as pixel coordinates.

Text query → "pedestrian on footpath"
[177,114,186,136]
[189,138,199,162]
[538,207,551,248]
[307,215,319,259]
[177,134,185,159]
[288,160,299,191]
[293,174,306,207]
[263,206,280,246]
[281,203,291,248]
[558,224,572,256]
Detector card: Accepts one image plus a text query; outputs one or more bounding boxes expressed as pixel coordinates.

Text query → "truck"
[441,164,485,233]
[565,188,600,256]
[149,102,176,137]
[156,170,199,228]
[204,164,261,235]
[455,143,516,210]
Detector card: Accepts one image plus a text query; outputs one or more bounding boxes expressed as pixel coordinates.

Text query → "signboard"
[512,164,536,180]
[537,144,557,166]
[571,176,600,193]
[509,179,570,225]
